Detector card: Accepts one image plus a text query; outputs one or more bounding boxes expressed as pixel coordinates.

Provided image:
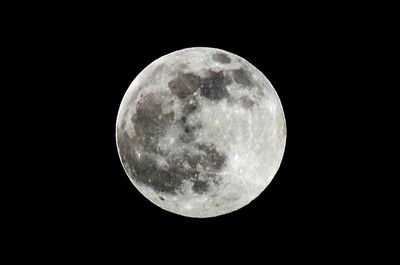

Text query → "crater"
[212,53,231,64]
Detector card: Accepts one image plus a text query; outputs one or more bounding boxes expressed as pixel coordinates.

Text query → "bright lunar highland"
[116,47,286,218]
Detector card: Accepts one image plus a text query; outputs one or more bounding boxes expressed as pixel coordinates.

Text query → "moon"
[116,47,286,218]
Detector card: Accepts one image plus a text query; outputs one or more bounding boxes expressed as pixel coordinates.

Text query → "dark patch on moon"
[126,141,227,195]
[197,143,226,171]
[176,97,201,144]
[168,72,201,98]
[180,125,197,143]
[134,93,174,137]
[169,70,232,102]
[212,53,231,64]
[129,153,190,194]
[232,68,253,87]
[184,143,227,194]
[117,132,181,194]
[200,71,231,101]
[192,180,209,194]
[133,93,174,152]
[239,95,255,108]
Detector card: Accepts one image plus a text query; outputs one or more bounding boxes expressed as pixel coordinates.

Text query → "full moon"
[116,47,286,218]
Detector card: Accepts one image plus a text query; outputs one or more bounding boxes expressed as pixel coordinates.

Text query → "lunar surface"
[116,47,286,218]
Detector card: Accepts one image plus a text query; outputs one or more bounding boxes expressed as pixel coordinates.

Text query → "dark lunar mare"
[239,95,255,109]
[232,68,253,87]
[168,72,201,99]
[200,71,231,101]
[212,53,231,64]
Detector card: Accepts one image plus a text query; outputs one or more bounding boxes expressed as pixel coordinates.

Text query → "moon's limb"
[116,47,286,218]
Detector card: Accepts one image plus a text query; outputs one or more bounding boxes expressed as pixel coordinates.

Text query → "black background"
[8,3,382,260]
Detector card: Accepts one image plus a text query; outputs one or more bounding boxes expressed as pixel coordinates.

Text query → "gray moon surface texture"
[116,47,286,218]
